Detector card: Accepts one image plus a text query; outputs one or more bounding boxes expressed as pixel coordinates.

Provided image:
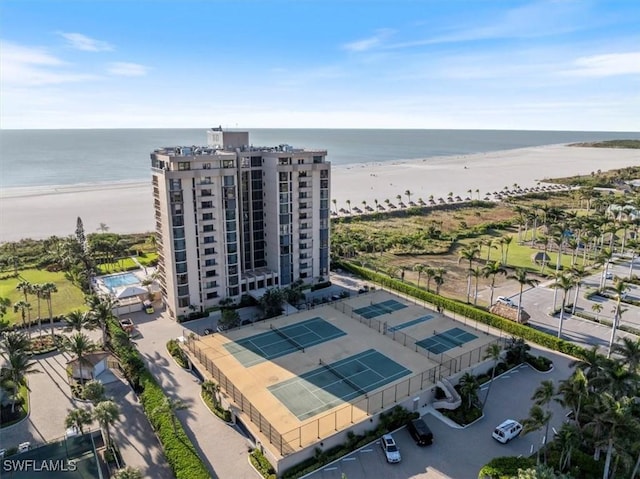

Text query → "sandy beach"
[1,145,638,243]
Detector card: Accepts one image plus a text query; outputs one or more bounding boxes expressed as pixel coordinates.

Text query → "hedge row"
[337,261,587,359]
[249,449,276,479]
[107,319,211,479]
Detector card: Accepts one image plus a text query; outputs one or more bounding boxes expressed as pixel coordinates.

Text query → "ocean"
[1,128,639,189]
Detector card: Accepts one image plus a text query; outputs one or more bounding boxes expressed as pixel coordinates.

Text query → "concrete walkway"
[131,308,258,479]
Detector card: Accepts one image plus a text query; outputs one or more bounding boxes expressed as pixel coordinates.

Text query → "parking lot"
[305,345,572,479]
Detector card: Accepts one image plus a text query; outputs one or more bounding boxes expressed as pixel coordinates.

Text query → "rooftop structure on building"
[151,128,330,320]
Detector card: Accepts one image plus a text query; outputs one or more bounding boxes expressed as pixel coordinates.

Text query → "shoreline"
[2,144,639,243]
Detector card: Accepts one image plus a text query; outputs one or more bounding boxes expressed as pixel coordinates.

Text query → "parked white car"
[496,296,515,308]
[492,419,523,443]
[380,434,401,463]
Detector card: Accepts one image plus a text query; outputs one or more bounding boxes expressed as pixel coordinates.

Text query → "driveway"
[306,345,573,479]
[130,308,258,479]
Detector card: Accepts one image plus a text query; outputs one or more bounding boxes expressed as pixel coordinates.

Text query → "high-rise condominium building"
[150,128,330,320]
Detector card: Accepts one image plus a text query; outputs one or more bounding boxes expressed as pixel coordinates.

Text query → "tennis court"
[268,349,411,420]
[416,327,478,354]
[387,314,434,332]
[223,317,346,367]
[353,299,408,319]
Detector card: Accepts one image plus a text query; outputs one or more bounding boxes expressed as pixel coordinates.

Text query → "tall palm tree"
[508,268,540,322]
[346,199,351,213]
[433,268,446,295]
[592,303,603,322]
[31,284,44,336]
[405,190,412,204]
[553,273,577,339]
[87,295,115,346]
[332,198,337,214]
[557,368,589,424]
[64,332,96,385]
[522,404,552,464]
[40,282,58,338]
[153,396,188,433]
[4,351,40,412]
[458,372,479,410]
[424,267,436,292]
[483,261,507,306]
[607,278,630,358]
[15,281,32,309]
[0,330,30,358]
[613,337,640,373]
[93,400,120,448]
[65,408,93,434]
[458,244,480,303]
[13,300,32,336]
[413,264,426,287]
[530,380,556,463]
[471,266,482,305]
[570,265,585,315]
[481,343,502,409]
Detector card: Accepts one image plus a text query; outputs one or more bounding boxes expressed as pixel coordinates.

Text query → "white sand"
[1,145,638,243]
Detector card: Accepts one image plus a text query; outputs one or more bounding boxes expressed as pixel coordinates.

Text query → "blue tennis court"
[416,327,478,354]
[387,314,433,332]
[353,299,408,319]
[268,349,411,420]
[224,317,346,367]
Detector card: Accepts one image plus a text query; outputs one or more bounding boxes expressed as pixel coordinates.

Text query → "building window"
[204,247,215,255]
[178,162,190,171]
[178,297,190,308]
[223,160,235,168]
[201,201,213,209]
[203,236,215,244]
[205,259,216,267]
[203,224,214,232]
[169,179,182,190]
[202,213,213,221]
[313,156,323,163]
[206,292,219,299]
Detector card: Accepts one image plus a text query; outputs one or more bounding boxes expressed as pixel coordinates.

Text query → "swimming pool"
[101,273,141,291]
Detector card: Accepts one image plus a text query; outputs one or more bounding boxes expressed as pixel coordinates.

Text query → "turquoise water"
[2,128,639,189]
[101,273,140,291]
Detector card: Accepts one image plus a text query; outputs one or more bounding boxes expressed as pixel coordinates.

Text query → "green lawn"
[138,252,158,267]
[460,232,590,273]
[97,257,139,274]
[0,269,87,326]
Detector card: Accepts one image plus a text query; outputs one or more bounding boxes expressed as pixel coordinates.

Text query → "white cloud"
[0,41,97,86]
[565,52,640,77]
[343,29,394,52]
[107,62,149,77]
[58,32,113,52]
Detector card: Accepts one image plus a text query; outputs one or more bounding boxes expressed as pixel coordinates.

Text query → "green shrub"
[526,353,553,372]
[478,456,536,478]
[249,449,276,479]
[166,339,188,368]
[311,281,331,291]
[201,390,232,422]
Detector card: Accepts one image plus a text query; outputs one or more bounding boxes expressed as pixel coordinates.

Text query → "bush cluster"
[249,449,276,479]
[310,281,332,291]
[478,456,536,478]
[166,339,189,368]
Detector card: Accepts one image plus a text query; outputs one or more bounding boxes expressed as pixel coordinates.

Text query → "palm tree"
[553,273,577,339]
[458,372,479,410]
[332,198,337,214]
[87,295,115,346]
[64,310,93,332]
[424,267,436,292]
[613,337,640,373]
[481,343,502,409]
[433,268,446,295]
[153,396,188,433]
[483,261,507,306]
[592,303,603,322]
[413,264,426,287]
[458,244,480,303]
[508,268,540,322]
[4,351,40,412]
[525,380,556,464]
[570,265,585,315]
[82,379,106,405]
[569,345,609,381]
[13,300,32,335]
[15,280,32,309]
[31,284,44,336]
[202,380,221,409]
[93,400,120,448]
[346,199,351,213]
[0,330,30,358]
[40,282,58,338]
[65,408,93,434]
[64,332,96,385]
[607,278,630,358]
[471,266,482,305]
[557,368,589,424]
[405,190,412,204]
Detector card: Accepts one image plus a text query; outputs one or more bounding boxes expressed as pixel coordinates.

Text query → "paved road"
[130,308,258,479]
[306,345,573,479]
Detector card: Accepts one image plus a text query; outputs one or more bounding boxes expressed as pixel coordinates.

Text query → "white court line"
[324,467,338,471]
[342,457,356,461]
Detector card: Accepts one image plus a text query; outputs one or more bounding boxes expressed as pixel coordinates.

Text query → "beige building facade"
[151,128,330,319]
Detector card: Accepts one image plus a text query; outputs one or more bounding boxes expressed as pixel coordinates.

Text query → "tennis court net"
[271,324,305,352]
[319,359,367,396]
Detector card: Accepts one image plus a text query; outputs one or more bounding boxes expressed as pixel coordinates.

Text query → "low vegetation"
[166,339,189,368]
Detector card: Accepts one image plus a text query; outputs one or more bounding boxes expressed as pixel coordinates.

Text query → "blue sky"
[1,0,639,130]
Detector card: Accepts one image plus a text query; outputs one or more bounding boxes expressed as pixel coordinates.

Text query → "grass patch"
[96,257,139,274]
[0,384,29,428]
[0,269,86,325]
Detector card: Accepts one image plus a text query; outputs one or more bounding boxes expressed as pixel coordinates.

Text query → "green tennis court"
[353,299,407,319]
[224,317,346,367]
[268,349,411,420]
[416,327,478,354]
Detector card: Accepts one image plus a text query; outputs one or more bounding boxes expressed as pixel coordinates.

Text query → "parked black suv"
[407,418,433,446]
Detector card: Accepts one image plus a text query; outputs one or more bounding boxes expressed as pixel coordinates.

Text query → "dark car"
[407,418,433,446]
